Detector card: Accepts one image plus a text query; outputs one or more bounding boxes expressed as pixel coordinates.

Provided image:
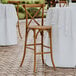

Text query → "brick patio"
[0,20,76,76]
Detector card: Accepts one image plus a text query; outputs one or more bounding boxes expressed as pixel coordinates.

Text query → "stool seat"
[28,25,52,30]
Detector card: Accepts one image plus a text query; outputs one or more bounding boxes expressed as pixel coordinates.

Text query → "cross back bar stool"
[8,1,22,39]
[20,4,56,72]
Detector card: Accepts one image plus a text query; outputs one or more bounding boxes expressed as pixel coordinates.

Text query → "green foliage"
[34,1,40,4]
[21,1,25,4]
[26,1,30,4]
[1,0,8,3]
[18,12,25,19]
[0,0,1,3]
[18,5,25,13]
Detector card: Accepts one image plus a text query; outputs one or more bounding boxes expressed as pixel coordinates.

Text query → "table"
[0,4,18,46]
[44,6,76,67]
[69,3,76,7]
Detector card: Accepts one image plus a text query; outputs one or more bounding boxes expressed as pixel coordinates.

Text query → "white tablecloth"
[44,6,76,67]
[69,3,76,7]
[0,4,18,45]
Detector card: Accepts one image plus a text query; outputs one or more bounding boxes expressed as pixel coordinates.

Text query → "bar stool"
[8,1,22,39]
[20,4,56,72]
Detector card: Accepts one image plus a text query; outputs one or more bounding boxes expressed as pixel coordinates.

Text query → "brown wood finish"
[48,29,56,70]
[8,1,21,4]
[20,4,56,72]
[8,1,22,39]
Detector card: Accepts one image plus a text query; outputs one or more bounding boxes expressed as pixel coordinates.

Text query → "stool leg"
[41,31,44,64]
[20,30,28,67]
[17,4,22,39]
[17,21,22,39]
[34,30,36,72]
[48,29,56,70]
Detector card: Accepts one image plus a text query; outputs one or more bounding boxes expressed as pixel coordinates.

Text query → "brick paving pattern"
[0,20,76,76]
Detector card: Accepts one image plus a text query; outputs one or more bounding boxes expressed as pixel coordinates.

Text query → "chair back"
[58,1,68,7]
[56,1,68,7]
[22,4,45,28]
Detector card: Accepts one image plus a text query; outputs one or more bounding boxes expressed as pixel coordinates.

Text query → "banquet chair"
[8,1,22,39]
[50,0,57,7]
[20,4,56,72]
[58,1,68,7]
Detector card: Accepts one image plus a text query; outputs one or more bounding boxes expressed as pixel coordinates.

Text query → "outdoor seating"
[20,4,56,72]
[8,1,22,39]
[1,0,76,75]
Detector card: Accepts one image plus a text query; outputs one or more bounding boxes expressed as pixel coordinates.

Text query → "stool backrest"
[22,4,45,28]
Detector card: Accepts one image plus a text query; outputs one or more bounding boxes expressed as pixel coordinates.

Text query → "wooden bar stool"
[20,4,56,72]
[8,1,22,39]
